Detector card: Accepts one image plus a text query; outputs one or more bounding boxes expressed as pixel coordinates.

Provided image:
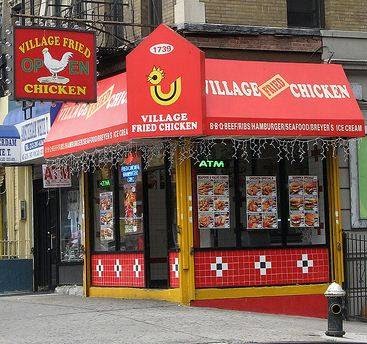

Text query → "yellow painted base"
[89,284,328,305]
[89,287,182,303]
[195,284,329,300]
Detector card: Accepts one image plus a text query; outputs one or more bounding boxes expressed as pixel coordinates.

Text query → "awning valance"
[44,73,128,158]
[204,59,364,137]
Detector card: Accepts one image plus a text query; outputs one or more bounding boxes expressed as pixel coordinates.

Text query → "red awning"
[44,73,128,158]
[204,59,364,137]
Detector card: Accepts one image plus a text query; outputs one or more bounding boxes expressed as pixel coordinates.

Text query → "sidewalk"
[0,293,366,344]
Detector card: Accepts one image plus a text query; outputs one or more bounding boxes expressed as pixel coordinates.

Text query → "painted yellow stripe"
[89,287,181,302]
[195,284,329,300]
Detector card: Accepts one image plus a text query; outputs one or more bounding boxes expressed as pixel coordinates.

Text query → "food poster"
[289,176,319,228]
[197,175,230,229]
[246,176,278,229]
[124,184,138,233]
[99,192,114,241]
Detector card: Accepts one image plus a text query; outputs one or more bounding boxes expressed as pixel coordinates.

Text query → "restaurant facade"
[44,24,365,318]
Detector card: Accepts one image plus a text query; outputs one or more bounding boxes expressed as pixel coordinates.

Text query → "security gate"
[343,232,367,321]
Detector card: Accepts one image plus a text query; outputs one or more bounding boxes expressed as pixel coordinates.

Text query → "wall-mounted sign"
[0,136,21,163]
[16,113,51,162]
[42,164,72,188]
[13,27,97,103]
[127,24,205,139]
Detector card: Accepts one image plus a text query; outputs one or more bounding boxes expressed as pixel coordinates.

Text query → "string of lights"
[46,137,358,174]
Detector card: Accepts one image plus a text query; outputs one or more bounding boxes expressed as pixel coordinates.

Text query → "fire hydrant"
[324,282,346,337]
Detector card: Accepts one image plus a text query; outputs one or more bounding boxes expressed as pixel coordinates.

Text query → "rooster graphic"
[41,48,73,82]
[147,66,182,106]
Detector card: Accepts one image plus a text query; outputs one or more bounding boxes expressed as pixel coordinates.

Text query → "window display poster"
[123,184,139,233]
[99,191,114,240]
[197,175,230,229]
[289,176,319,228]
[246,176,278,229]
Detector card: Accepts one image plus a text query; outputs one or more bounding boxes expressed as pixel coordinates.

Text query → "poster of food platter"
[197,175,230,229]
[289,176,319,228]
[246,176,278,229]
[99,191,114,240]
[124,184,138,233]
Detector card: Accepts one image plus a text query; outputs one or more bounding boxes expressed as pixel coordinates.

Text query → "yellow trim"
[195,284,329,300]
[176,144,195,304]
[89,287,181,302]
[82,173,91,297]
[327,154,344,284]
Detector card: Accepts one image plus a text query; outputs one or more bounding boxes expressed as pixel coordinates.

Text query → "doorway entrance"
[33,180,59,291]
[145,165,173,288]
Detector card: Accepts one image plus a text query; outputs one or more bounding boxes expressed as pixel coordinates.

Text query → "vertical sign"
[127,24,205,138]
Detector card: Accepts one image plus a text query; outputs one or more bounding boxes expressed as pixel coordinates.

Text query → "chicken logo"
[37,48,73,85]
[147,66,181,106]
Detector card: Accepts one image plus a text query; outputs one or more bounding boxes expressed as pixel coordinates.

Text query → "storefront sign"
[205,59,365,137]
[42,164,72,188]
[16,113,51,162]
[197,175,230,229]
[289,176,319,228]
[0,136,21,163]
[246,176,278,229]
[13,27,97,103]
[44,73,128,158]
[127,24,205,138]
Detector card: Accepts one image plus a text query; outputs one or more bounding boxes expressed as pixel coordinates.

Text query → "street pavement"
[0,293,366,344]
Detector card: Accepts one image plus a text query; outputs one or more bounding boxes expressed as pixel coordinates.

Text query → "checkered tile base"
[194,247,329,288]
[91,253,145,287]
[169,252,179,288]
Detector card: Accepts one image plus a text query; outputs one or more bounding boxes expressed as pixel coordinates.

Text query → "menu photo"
[124,184,138,233]
[246,176,278,229]
[197,175,230,229]
[288,176,319,228]
[99,191,114,241]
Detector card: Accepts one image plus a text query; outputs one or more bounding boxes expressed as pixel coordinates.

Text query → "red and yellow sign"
[13,27,97,103]
[126,24,205,138]
[205,59,364,137]
[44,73,127,158]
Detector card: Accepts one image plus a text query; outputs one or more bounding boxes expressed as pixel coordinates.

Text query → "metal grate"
[343,232,367,321]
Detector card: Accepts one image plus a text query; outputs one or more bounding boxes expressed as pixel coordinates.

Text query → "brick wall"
[200,0,287,27]
[325,0,367,31]
[162,0,175,24]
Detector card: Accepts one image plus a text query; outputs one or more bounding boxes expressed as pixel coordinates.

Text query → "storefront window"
[92,155,145,252]
[193,142,327,249]
[60,177,83,262]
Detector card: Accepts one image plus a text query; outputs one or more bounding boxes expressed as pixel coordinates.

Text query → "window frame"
[286,0,325,29]
[350,140,367,228]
